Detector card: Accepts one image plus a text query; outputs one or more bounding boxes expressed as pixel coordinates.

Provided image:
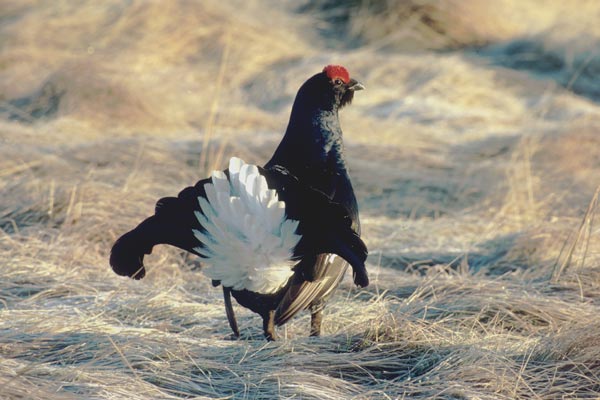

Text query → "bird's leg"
[223,287,240,338]
[310,310,323,337]
[262,310,277,341]
[309,301,325,337]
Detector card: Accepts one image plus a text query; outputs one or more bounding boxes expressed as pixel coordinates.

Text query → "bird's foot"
[263,310,278,341]
[224,333,241,341]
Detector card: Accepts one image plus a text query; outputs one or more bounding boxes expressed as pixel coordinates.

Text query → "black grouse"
[110,65,368,340]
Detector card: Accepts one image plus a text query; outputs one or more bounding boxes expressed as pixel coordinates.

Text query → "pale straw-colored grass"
[2,1,600,398]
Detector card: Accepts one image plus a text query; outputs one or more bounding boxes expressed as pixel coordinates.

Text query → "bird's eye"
[334,78,343,86]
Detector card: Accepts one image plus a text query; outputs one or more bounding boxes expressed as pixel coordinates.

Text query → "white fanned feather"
[192,157,302,294]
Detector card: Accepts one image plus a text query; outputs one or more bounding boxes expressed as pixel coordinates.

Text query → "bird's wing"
[274,253,348,326]
[263,167,368,325]
[272,212,367,325]
[268,168,369,287]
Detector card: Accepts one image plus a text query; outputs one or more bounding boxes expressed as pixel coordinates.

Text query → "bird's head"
[294,65,365,112]
[270,64,365,169]
[322,65,365,109]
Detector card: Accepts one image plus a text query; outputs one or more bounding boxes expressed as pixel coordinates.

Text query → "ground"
[1,1,600,398]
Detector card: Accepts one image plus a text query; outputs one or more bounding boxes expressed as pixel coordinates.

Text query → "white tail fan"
[192,157,301,294]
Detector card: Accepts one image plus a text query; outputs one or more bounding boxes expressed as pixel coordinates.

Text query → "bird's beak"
[347,78,365,91]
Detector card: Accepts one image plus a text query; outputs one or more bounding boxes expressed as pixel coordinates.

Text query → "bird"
[109,65,368,340]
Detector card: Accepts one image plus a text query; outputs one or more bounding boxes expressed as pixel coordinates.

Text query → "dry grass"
[2,0,600,398]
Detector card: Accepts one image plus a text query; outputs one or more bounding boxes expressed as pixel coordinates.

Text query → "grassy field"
[2,0,600,398]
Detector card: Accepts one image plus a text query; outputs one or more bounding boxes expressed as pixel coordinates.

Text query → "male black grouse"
[110,65,368,340]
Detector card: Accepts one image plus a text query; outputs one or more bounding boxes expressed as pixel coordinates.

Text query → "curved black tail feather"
[110,232,147,279]
[110,178,211,279]
[109,216,165,279]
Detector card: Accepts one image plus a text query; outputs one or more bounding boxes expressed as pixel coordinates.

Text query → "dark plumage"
[110,65,367,340]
